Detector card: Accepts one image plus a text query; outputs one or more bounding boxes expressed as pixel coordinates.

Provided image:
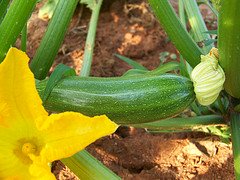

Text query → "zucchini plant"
[0,0,239,179]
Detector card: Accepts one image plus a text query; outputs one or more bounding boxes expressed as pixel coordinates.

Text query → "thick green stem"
[178,0,186,27]
[62,151,120,180]
[230,112,240,179]
[148,0,203,67]
[133,115,224,130]
[30,0,78,80]
[0,0,10,24]
[80,0,103,77]
[218,0,240,98]
[183,0,212,54]
[0,0,38,62]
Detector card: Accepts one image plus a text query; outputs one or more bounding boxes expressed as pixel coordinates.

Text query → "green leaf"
[203,38,217,46]
[204,30,218,35]
[114,54,148,70]
[147,62,180,75]
[80,0,97,10]
[133,115,225,131]
[41,64,76,103]
[122,69,148,77]
[122,62,180,77]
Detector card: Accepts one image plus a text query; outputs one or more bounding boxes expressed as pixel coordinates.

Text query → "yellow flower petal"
[0,47,118,179]
[0,121,41,179]
[39,112,118,162]
[0,48,48,125]
[29,161,55,180]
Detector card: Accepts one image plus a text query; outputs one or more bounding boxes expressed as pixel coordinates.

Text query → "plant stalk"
[218,0,240,98]
[0,0,10,24]
[133,115,224,130]
[62,151,120,180]
[0,0,38,62]
[183,0,212,54]
[30,0,79,80]
[148,0,203,67]
[230,112,240,179]
[80,0,103,77]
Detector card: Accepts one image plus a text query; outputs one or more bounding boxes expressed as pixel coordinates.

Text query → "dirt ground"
[25,0,234,179]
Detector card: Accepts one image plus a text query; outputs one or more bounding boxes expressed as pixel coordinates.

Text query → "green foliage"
[115,54,148,70]
[41,64,76,103]
[80,0,97,10]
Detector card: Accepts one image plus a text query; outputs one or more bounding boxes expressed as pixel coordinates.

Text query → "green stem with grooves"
[178,0,186,27]
[30,0,79,80]
[80,0,103,77]
[0,0,10,24]
[0,0,38,62]
[62,151,120,180]
[148,0,203,67]
[230,112,240,179]
[183,0,212,54]
[218,0,240,98]
[133,115,224,130]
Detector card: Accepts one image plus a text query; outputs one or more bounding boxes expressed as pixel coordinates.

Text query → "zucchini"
[36,74,195,124]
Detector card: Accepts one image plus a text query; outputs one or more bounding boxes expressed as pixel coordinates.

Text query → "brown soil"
[25,0,234,179]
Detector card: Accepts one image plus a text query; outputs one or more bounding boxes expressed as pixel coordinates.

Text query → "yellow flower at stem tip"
[0,48,118,179]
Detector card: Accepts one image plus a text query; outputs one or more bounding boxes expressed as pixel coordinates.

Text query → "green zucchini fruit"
[36,74,195,124]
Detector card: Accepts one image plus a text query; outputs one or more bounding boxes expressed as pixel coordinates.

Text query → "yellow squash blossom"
[191,48,225,106]
[0,48,118,179]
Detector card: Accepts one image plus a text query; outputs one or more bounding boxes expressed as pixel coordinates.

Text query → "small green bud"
[191,48,225,106]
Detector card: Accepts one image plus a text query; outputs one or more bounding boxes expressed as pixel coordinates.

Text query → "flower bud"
[191,48,225,106]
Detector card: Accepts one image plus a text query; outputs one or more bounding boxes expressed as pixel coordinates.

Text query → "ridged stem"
[80,0,103,77]
[218,0,240,98]
[62,151,120,180]
[230,112,240,179]
[0,0,38,62]
[0,0,10,24]
[183,0,212,54]
[148,0,203,67]
[133,115,224,130]
[30,0,79,80]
